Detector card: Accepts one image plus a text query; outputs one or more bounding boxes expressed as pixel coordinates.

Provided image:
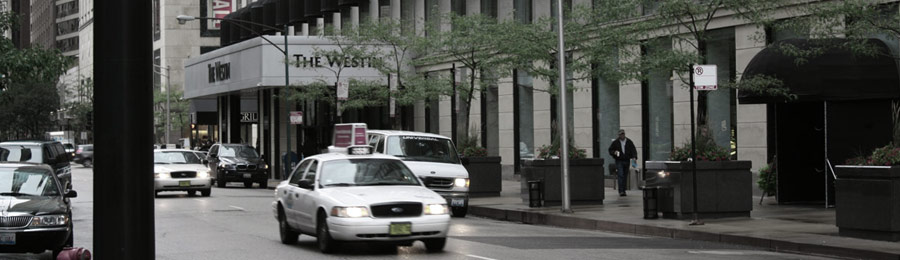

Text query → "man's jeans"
[615,160,630,193]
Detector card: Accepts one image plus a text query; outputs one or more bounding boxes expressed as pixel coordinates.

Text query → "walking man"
[608,129,637,196]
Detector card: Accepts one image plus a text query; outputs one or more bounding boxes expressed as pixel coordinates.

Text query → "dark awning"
[738,39,900,104]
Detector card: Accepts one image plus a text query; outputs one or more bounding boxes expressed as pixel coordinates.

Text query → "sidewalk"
[468,180,900,260]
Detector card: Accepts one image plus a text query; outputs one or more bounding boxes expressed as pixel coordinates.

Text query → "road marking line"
[229,205,245,211]
[466,255,496,260]
[193,199,203,202]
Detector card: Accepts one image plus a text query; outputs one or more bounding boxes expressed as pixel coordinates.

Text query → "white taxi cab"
[272,146,450,253]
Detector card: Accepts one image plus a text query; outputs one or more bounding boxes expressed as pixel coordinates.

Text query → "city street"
[65,166,832,259]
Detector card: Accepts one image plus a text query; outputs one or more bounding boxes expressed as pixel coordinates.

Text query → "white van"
[367,130,470,217]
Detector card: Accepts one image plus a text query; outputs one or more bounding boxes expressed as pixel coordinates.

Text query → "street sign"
[692,65,717,90]
[289,111,303,125]
[337,81,348,101]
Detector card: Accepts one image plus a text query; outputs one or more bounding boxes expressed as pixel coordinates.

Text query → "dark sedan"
[0,163,77,257]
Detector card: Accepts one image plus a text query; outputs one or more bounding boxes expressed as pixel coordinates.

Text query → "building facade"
[183,0,900,203]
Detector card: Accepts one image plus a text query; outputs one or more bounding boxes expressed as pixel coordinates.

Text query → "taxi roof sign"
[333,123,368,148]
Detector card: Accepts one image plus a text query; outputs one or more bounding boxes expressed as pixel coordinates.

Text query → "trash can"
[641,186,659,219]
[527,180,543,208]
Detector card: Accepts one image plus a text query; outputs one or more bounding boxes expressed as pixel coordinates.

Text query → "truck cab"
[366,130,470,217]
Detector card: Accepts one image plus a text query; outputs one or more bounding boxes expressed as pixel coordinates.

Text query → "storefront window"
[704,28,736,151]
[594,73,619,171]
[643,38,673,161]
[359,0,371,23]
[514,0,531,24]
[425,0,439,36]
[401,0,416,35]
[481,0,497,18]
[516,71,535,159]
[379,0,391,22]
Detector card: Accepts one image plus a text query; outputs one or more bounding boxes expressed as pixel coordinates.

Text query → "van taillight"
[76,148,82,154]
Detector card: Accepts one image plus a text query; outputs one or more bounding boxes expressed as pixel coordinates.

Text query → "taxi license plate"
[450,198,465,207]
[389,222,411,236]
[179,181,190,187]
[0,232,15,245]
[243,173,252,178]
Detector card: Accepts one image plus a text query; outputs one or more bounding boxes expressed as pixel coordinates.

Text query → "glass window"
[516,71,534,159]
[514,0,531,23]
[154,151,203,164]
[359,0,371,23]
[385,136,461,164]
[379,0,391,21]
[290,159,312,184]
[704,28,736,151]
[451,0,466,15]
[303,160,318,183]
[320,159,420,187]
[425,0,439,36]
[595,70,620,170]
[218,145,260,159]
[481,0,498,18]
[401,0,416,35]
[643,38,673,161]
[0,145,42,163]
[0,167,60,196]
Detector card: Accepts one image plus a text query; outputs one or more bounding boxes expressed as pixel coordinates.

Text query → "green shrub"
[669,127,731,161]
[757,163,776,196]
[457,130,488,157]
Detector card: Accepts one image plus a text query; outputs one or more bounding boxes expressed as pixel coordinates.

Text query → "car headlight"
[197,170,209,178]
[424,204,449,215]
[454,178,469,188]
[262,164,269,170]
[155,173,170,179]
[30,214,68,227]
[218,163,234,169]
[330,206,370,218]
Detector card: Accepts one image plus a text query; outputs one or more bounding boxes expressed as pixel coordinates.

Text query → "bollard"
[642,186,659,219]
[528,180,543,208]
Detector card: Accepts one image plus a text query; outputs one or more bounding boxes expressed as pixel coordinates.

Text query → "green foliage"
[457,130,487,158]
[64,78,94,139]
[537,119,586,159]
[869,144,900,166]
[757,163,776,196]
[153,86,190,143]
[669,127,731,161]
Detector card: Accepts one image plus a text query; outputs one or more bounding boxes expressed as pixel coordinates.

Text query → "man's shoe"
[619,192,626,196]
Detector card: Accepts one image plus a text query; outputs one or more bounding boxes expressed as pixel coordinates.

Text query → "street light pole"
[556,0,572,214]
[153,64,171,145]
[176,15,293,179]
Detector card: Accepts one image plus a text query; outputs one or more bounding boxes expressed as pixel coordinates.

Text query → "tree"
[153,86,189,144]
[64,78,94,143]
[0,11,71,139]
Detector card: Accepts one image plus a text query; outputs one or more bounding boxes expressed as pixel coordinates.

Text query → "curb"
[469,205,900,260]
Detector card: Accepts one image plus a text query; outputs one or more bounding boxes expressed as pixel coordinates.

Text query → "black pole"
[95,0,155,258]
[689,65,702,225]
[451,64,458,144]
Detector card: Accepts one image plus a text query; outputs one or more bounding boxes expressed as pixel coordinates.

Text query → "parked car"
[273,146,450,253]
[0,141,73,190]
[206,144,269,188]
[154,149,212,197]
[366,130,470,217]
[0,163,77,256]
[73,144,94,168]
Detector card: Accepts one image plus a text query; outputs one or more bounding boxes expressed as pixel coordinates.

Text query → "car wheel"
[424,238,446,252]
[201,188,211,197]
[188,190,198,196]
[317,212,339,253]
[217,179,226,188]
[259,181,268,189]
[278,208,299,244]
[243,181,253,188]
[451,206,468,218]
[82,159,92,168]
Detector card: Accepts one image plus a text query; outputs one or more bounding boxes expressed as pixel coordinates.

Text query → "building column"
[229,94,241,143]
[735,24,768,193]
[620,45,643,166]
[532,77,551,152]
[498,77,515,179]
[572,76,593,157]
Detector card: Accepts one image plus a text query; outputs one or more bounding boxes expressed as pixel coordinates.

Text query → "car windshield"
[319,159,421,187]
[154,151,202,164]
[0,145,44,164]
[218,146,259,159]
[385,136,460,164]
[0,167,60,196]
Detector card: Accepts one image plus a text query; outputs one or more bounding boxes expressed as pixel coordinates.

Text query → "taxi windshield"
[385,136,460,164]
[154,151,202,164]
[319,159,421,187]
[0,167,60,197]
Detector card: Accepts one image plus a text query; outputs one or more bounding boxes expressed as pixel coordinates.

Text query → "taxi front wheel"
[317,213,340,253]
[278,209,298,244]
[424,238,446,252]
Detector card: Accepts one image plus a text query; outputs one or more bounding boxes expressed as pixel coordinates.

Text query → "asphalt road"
[62,166,833,260]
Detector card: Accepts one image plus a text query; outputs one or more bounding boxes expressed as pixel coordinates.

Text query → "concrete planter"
[834,165,900,241]
[461,156,502,197]
[520,158,605,206]
[644,160,752,219]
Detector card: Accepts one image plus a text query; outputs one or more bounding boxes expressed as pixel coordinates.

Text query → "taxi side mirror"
[297,179,313,190]
[65,190,78,198]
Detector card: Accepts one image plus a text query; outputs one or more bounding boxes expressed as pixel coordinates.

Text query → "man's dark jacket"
[608,138,637,162]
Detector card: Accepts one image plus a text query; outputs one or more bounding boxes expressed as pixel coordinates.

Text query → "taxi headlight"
[197,170,209,178]
[424,204,449,215]
[331,206,370,218]
[155,173,170,179]
[31,214,68,227]
[454,178,469,188]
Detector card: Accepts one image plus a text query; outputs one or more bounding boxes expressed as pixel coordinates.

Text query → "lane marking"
[466,255,497,260]
[687,251,747,255]
[193,199,203,202]
[229,205,245,211]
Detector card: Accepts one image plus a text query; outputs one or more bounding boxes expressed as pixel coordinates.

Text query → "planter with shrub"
[835,144,900,241]
[519,139,604,206]
[458,133,502,197]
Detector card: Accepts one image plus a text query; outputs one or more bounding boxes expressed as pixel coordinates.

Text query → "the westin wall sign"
[208,61,231,83]
[293,54,381,68]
